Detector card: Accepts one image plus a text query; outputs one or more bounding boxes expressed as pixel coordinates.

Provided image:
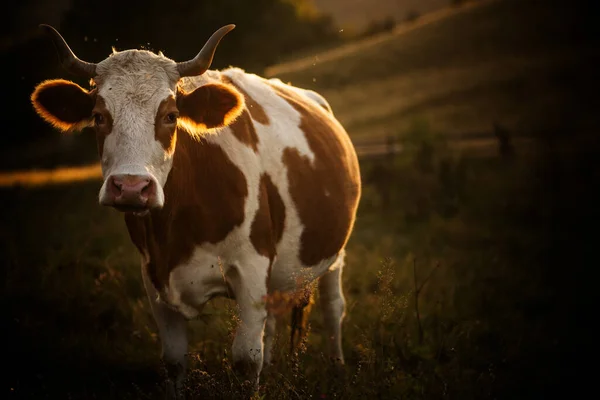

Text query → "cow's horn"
[40,24,97,78]
[177,24,235,78]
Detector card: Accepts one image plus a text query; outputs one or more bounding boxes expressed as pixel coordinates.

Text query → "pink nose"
[105,174,156,210]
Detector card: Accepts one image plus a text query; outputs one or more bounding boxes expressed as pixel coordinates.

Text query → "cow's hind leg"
[318,251,346,363]
[142,263,188,399]
[290,288,314,355]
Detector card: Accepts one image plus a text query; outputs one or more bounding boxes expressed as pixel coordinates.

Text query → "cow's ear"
[177,83,244,135]
[31,79,95,132]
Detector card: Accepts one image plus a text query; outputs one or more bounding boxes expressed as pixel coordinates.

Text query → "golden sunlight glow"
[0,163,102,187]
[177,117,212,138]
[30,79,93,133]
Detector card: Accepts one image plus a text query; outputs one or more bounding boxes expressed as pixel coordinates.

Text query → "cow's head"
[31,25,243,215]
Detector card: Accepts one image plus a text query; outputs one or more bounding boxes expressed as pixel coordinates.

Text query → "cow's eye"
[93,113,104,126]
[165,112,178,124]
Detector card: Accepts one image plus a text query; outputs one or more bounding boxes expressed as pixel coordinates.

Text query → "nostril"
[141,179,153,196]
[109,176,123,196]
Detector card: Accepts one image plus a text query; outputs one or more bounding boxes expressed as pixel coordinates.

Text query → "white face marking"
[94,50,180,207]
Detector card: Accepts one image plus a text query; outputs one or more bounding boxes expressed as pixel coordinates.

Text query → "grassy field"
[2,0,598,398]
[3,131,597,399]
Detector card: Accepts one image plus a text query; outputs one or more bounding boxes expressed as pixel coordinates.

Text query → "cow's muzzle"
[100,174,159,214]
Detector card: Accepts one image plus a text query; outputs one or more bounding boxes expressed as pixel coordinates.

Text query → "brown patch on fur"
[125,129,248,290]
[264,174,286,245]
[31,79,95,132]
[154,96,178,154]
[93,96,113,158]
[270,82,361,266]
[221,75,270,125]
[227,109,259,152]
[176,83,244,135]
[250,173,286,261]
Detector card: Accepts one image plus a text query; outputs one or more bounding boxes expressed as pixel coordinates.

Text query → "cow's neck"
[125,127,248,291]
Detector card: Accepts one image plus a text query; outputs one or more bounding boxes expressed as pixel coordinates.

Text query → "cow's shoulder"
[220,69,271,126]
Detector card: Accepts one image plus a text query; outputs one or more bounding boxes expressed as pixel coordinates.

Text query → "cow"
[30,24,361,397]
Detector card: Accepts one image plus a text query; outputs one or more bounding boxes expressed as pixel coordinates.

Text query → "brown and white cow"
[31,24,361,396]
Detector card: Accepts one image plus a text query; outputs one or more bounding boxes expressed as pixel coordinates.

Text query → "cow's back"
[176,68,360,291]
[221,69,360,287]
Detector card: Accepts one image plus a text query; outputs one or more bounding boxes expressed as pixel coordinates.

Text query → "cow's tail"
[290,287,314,355]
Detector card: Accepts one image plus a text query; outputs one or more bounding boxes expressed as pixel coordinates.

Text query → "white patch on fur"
[268,77,333,114]
[94,50,180,206]
[224,70,341,290]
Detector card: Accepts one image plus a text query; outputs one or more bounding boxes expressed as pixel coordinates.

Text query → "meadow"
[2,0,597,398]
[4,128,595,399]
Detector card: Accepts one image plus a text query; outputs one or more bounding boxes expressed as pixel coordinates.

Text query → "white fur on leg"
[142,262,188,398]
[318,252,346,364]
[263,312,277,367]
[226,256,270,385]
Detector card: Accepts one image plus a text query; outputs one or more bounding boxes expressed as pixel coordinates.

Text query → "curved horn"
[40,24,97,78]
[177,24,235,78]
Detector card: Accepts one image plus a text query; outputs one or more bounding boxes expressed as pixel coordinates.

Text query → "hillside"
[268,0,598,142]
[314,0,448,32]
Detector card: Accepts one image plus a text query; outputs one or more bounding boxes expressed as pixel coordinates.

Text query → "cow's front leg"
[142,263,188,399]
[263,312,277,367]
[227,258,269,387]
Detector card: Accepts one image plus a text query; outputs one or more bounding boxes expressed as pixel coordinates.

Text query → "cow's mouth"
[113,204,150,216]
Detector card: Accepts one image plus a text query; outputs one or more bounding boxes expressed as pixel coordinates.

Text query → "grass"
[3,126,597,398]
